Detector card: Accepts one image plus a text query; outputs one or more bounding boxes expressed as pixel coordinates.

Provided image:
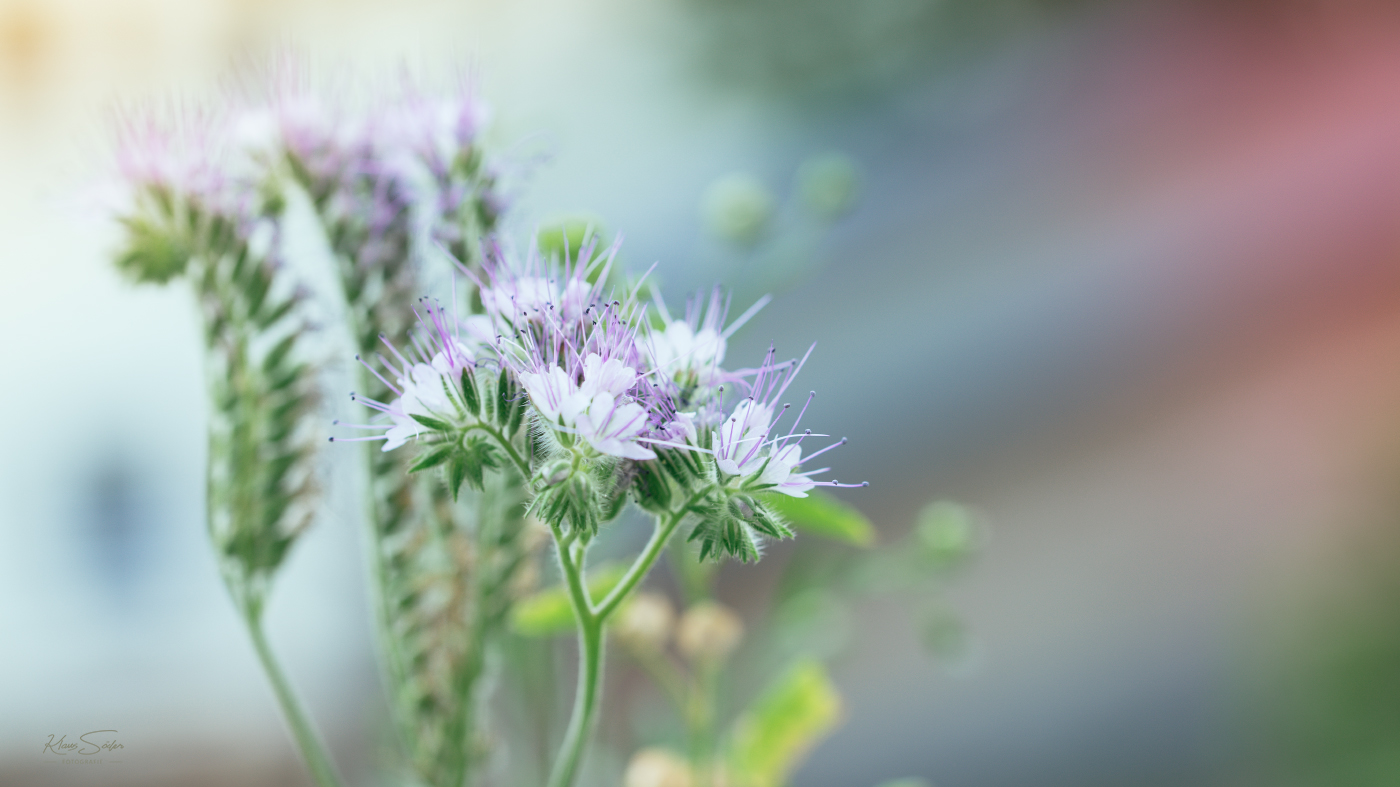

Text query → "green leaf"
[409,444,454,473]
[447,454,468,501]
[410,413,454,432]
[510,564,629,636]
[729,659,843,787]
[764,490,874,547]
[460,367,480,416]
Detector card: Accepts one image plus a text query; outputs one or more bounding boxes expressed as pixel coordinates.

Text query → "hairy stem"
[244,606,346,787]
[470,422,532,478]
[547,614,604,787]
[596,490,707,620]
[545,489,707,787]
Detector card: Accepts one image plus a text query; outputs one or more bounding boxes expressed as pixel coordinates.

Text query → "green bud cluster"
[279,105,526,787]
[688,491,793,563]
[114,179,320,610]
[522,419,630,539]
[619,435,795,563]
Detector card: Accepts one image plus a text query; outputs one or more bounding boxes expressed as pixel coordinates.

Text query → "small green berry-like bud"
[541,459,572,487]
[677,601,743,664]
[701,173,774,246]
[624,748,693,787]
[796,152,860,222]
[537,214,606,268]
[915,500,978,568]
[615,592,675,653]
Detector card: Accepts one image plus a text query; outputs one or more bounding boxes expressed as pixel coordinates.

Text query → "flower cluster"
[111,105,323,598]
[338,232,865,561]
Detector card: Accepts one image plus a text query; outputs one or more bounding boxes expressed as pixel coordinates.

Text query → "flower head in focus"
[645,287,769,405]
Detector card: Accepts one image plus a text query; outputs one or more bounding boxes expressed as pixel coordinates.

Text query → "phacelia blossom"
[646,288,769,396]
[520,353,655,461]
[336,301,484,451]
[469,234,623,339]
[114,108,229,201]
[700,346,864,498]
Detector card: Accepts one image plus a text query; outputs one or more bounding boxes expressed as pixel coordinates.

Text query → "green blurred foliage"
[1246,527,1400,787]
[681,0,1103,102]
[511,563,630,636]
[728,659,843,787]
[536,215,608,267]
[702,173,776,246]
[795,153,861,222]
[915,501,979,569]
[766,489,876,547]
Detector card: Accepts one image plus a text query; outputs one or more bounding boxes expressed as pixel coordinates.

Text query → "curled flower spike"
[468,232,623,335]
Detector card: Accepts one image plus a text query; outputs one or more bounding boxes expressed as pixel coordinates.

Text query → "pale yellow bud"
[615,592,675,653]
[624,748,693,787]
[676,601,744,664]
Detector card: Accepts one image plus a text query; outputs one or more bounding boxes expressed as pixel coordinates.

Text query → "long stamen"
[801,437,848,462]
[721,293,770,339]
[357,354,402,396]
[381,334,413,371]
[776,391,816,451]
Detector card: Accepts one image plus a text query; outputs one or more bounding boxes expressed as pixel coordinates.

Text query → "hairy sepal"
[688,491,793,563]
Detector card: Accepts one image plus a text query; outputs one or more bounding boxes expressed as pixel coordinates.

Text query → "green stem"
[544,488,709,787]
[547,616,604,787]
[634,648,690,712]
[469,422,532,479]
[689,662,720,787]
[596,489,707,620]
[243,607,346,787]
[546,527,601,787]
[359,449,417,756]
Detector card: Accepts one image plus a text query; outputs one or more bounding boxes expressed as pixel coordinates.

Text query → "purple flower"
[669,344,865,498]
[337,300,486,451]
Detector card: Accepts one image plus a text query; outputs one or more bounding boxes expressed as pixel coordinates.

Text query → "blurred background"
[5,0,1400,785]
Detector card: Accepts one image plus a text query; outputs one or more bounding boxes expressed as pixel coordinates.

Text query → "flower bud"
[796,152,860,222]
[677,601,743,664]
[916,500,978,568]
[541,459,572,486]
[614,592,675,653]
[624,748,693,787]
[701,173,773,246]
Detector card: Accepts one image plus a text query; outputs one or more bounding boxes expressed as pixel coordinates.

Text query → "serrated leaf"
[447,454,467,501]
[409,445,454,473]
[410,413,454,432]
[510,564,629,636]
[764,490,874,547]
[728,659,843,787]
